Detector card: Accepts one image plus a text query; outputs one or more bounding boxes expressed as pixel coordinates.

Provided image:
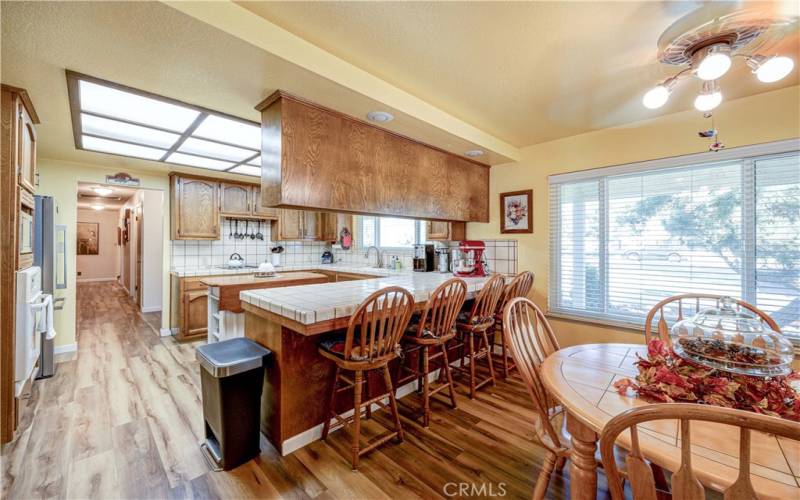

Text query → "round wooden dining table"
[540,343,800,500]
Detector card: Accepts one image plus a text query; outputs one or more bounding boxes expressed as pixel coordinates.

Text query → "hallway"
[1,282,582,500]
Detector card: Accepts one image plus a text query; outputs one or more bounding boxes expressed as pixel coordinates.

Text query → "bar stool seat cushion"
[320,333,401,361]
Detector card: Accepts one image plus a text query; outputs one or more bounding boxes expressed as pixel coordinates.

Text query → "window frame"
[358,216,426,250]
[548,139,800,340]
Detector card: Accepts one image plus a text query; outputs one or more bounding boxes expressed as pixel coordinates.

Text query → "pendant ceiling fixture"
[642,5,798,111]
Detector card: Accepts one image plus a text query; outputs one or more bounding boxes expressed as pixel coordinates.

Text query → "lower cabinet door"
[182,290,208,339]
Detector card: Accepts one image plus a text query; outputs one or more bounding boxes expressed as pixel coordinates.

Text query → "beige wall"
[76,208,120,282]
[469,85,800,347]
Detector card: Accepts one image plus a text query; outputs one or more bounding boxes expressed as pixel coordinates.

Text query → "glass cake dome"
[669,297,794,377]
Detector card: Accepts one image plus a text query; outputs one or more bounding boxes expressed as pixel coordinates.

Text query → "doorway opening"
[76,183,164,315]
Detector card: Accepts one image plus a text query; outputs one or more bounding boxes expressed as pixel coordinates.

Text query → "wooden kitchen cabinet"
[170,175,220,240]
[219,182,251,216]
[15,95,37,193]
[302,211,322,240]
[426,221,466,241]
[171,275,210,341]
[320,212,338,242]
[273,209,304,240]
[252,186,279,219]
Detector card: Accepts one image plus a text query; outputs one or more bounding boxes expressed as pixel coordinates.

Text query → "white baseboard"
[54,343,78,355]
[140,306,162,313]
[76,277,116,283]
[159,328,173,337]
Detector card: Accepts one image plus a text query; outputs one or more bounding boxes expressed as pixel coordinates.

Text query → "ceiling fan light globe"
[755,56,794,83]
[694,90,722,111]
[642,85,670,109]
[696,52,732,81]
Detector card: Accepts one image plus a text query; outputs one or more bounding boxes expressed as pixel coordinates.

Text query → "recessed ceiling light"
[178,137,255,162]
[91,204,105,211]
[82,135,166,160]
[229,165,262,177]
[82,113,179,149]
[93,186,113,196]
[464,149,484,157]
[165,152,233,171]
[366,111,394,123]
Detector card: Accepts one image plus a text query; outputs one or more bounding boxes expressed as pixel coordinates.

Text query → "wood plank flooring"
[1,281,604,499]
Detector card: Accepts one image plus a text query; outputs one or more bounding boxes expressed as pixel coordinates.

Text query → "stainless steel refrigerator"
[33,195,66,378]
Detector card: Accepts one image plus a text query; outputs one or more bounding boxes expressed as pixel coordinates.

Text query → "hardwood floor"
[1,281,603,499]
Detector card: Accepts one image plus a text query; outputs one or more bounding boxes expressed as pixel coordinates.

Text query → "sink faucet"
[364,246,383,268]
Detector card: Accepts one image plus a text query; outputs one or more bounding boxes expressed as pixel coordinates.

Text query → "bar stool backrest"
[412,278,468,339]
[496,271,535,317]
[464,274,506,327]
[344,286,415,363]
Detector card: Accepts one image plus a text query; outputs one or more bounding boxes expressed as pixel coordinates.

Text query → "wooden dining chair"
[600,403,800,500]
[452,274,506,399]
[491,271,534,378]
[398,278,467,427]
[502,297,566,500]
[645,294,781,343]
[318,286,415,470]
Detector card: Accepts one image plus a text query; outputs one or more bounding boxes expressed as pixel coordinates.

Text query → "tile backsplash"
[171,218,519,275]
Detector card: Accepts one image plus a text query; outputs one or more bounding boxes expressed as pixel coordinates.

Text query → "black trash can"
[196,338,271,471]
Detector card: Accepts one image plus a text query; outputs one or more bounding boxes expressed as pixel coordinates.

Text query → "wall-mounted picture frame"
[500,189,533,234]
[77,222,100,255]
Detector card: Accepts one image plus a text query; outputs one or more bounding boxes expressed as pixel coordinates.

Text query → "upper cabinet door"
[320,212,339,242]
[275,209,303,240]
[426,221,450,240]
[302,211,322,240]
[220,183,251,216]
[16,98,37,193]
[251,186,279,219]
[172,176,220,240]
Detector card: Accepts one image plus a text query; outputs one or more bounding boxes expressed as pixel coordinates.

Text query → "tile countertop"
[170,263,403,278]
[240,272,501,325]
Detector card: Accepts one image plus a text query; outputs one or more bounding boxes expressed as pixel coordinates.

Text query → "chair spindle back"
[412,278,468,339]
[344,286,415,362]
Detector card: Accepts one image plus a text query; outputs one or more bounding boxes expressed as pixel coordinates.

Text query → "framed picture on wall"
[500,189,533,234]
[77,222,100,255]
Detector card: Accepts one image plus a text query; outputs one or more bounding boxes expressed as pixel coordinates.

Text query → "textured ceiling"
[239,1,800,147]
[0,1,508,176]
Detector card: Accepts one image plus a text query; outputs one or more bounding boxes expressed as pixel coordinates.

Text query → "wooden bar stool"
[318,286,415,470]
[452,274,506,399]
[398,278,467,427]
[491,271,534,378]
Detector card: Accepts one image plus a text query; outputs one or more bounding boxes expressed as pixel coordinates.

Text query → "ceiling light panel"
[165,152,233,171]
[229,165,262,177]
[81,113,180,149]
[193,115,261,150]
[79,80,200,132]
[178,137,255,162]
[82,135,166,160]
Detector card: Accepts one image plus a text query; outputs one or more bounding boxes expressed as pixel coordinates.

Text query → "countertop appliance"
[435,247,450,273]
[33,195,62,379]
[413,244,435,272]
[452,240,487,277]
[321,250,333,264]
[15,266,44,395]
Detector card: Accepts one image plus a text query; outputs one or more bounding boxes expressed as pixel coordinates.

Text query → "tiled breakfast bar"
[238,271,502,454]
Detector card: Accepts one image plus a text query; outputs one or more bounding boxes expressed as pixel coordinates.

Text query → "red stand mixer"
[452,240,487,277]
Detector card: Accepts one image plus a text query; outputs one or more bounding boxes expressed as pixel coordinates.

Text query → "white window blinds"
[549,143,800,341]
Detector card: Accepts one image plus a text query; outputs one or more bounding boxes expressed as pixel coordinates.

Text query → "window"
[549,142,799,342]
[360,217,426,248]
[67,72,262,177]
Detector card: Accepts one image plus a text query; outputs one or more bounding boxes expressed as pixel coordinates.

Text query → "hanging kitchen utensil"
[228,219,233,239]
[256,221,264,240]
[234,219,239,239]
[245,220,250,239]
[250,220,256,239]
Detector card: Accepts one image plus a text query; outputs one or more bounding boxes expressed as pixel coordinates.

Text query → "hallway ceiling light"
[642,7,797,112]
[91,204,105,211]
[464,149,484,157]
[92,186,113,196]
[67,71,263,178]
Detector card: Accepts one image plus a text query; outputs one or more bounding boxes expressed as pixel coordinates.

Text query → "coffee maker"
[413,244,435,272]
[452,240,487,277]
